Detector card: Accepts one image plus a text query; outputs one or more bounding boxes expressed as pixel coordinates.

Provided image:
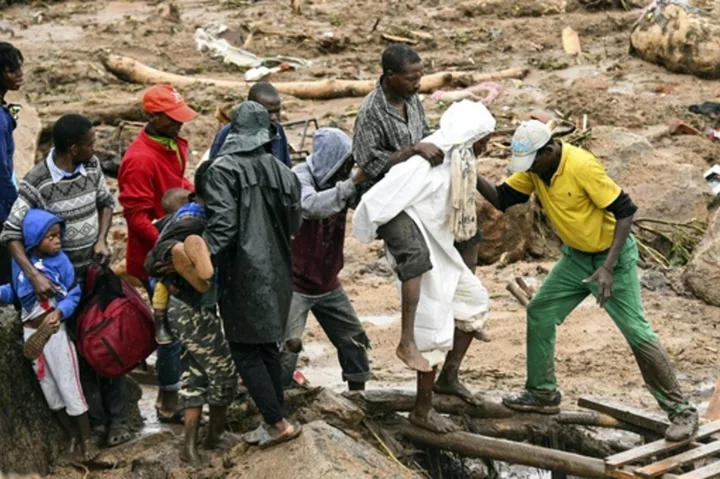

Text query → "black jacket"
[202,147,301,344]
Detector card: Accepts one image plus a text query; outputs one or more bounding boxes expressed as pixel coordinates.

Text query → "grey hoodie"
[292,128,355,220]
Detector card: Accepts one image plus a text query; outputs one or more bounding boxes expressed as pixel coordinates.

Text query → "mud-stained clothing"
[166,298,237,408]
[526,236,689,416]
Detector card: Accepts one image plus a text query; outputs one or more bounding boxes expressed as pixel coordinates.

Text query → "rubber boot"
[204,405,228,449]
[180,415,201,466]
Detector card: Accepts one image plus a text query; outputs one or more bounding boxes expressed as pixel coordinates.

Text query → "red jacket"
[118,129,194,280]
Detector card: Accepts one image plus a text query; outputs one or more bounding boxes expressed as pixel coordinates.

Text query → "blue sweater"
[0,105,18,223]
[0,209,81,321]
[209,122,292,168]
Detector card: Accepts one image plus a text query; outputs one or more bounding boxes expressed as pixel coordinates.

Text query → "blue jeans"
[144,280,182,392]
[281,287,371,386]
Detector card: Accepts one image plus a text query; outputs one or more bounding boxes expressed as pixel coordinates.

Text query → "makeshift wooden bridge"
[350,390,720,479]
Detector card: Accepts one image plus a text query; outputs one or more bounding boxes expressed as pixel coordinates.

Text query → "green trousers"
[526,236,690,417]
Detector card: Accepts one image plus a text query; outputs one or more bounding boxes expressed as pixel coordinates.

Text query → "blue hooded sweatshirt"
[0,209,81,321]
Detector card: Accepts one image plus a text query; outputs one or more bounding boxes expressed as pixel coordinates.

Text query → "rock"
[306,388,365,430]
[589,126,712,224]
[0,307,64,475]
[227,421,417,479]
[684,208,720,306]
[475,159,559,265]
[640,269,670,292]
[630,3,720,79]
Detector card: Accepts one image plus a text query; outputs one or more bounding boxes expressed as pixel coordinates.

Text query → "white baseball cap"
[509,120,552,173]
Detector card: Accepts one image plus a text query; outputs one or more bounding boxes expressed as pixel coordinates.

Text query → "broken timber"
[579,397,670,435]
[347,389,648,433]
[398,420,608,478]
[605,421,720,479]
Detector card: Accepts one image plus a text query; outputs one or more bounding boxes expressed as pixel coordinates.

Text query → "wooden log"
[345,389,514,419]
[578,397,669,434]
[397,421,607,478]
[346,389,646,434]
[101,53,529,100]
[678,460,720,479]
[556,411,653,435]
[636,441,720,478]
[605,421,720,469]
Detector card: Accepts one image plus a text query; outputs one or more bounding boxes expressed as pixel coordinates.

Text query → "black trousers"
[79,356,126,427]
[229,342,286,426]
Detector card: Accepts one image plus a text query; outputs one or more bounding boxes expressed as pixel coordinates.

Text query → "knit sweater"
[0,154,115,276]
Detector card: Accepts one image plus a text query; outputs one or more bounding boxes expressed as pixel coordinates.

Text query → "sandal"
[157,408,185,425]
[243,425,267,445]
[258,423,302,449]
[106,424,132,448]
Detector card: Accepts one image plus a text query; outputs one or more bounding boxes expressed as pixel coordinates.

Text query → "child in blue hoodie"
[0,209,98,462]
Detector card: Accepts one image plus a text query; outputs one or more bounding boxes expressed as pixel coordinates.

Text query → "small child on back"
[0,209,98,462]
[146,168,214,344]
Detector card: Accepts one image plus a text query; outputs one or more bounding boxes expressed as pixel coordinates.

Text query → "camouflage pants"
[166,299,238,408]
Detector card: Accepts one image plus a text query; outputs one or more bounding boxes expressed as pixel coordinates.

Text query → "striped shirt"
[352,79,431,179]
[1,151,115,276]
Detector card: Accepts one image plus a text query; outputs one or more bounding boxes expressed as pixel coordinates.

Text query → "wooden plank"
[678,460,720,479]
[579,397,670,434]
[636,441,720,477]
[398,422,607,478]
[606,421,720,469]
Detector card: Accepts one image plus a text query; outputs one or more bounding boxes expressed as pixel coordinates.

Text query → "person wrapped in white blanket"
[353,100,495,433]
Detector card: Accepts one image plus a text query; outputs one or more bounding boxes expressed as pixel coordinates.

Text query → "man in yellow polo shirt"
[476,120,698,442]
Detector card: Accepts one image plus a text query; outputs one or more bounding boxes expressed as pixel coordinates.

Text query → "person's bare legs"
[409,367,459,433]
[434,329,481,405]
[56,409,80,463]
[74,412,100,461]
[180,406,202,465]
[396,276,431,372]
[435,242,483,405]
[171,244,211,293]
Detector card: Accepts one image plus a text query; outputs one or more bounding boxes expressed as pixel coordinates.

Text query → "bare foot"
[260,421,302,449]
[409,408,459,433]
[434,378,483,406]
[396,342,431,372]
[473,330,491,342]
[81,440,101,463]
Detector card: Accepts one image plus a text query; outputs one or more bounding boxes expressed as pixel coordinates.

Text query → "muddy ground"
[2,0,720,475]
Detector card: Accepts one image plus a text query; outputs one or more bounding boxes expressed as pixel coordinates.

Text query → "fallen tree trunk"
[346,389,514,419]
[101,54,528,100]
[397,420,608,478]
[346,389,647,434]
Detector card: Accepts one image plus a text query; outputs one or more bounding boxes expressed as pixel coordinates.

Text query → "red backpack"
[76,263,157,378]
